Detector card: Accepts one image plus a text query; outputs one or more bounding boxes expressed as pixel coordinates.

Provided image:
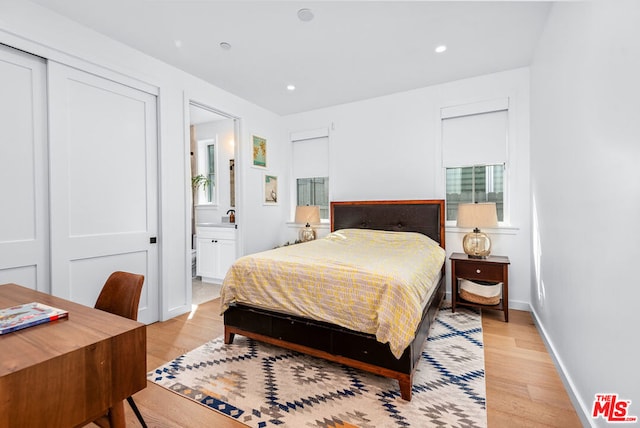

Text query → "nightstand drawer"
[454,261,504,282]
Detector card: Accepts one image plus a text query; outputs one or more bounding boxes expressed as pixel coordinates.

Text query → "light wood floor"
[107,299,582,427]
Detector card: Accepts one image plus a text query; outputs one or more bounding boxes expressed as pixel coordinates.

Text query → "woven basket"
[459,279,501,305]
[459,288,500,305]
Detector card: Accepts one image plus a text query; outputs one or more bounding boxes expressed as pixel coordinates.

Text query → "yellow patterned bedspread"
[220,228,445,358]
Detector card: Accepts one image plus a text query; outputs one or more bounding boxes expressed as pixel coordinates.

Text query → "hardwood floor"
[109,299,581,427]
[481,309,581,427]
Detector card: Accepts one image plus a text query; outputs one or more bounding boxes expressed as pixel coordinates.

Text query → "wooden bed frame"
[223,199,446,401]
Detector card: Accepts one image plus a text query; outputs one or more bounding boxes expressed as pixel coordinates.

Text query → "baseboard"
[506,299,530,311]
[529,305,593,427]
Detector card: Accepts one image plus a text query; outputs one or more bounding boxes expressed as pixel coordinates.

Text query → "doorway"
[188,102,238,304]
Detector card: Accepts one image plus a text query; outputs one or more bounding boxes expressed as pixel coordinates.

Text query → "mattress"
[220,228,445,358]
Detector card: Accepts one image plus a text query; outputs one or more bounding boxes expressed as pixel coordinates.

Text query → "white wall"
[530,1,640,425]
[0,0,286,320]
[283,68,532,309]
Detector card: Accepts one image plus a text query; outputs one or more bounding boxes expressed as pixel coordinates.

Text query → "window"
[441,98,509,224]
[206,143,215,203]
[196,138,216,204]
[297,177,329,219]
[446,165,504,222]
[291,128,330,220]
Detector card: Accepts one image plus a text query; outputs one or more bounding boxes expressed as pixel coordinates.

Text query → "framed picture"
[263,174,278,205]
[252,135,267,168]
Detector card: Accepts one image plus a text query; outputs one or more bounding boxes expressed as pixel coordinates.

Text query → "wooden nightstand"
[450,252,510,322]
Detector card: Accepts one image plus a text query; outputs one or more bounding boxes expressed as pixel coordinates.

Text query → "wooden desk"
[0,283,146,428]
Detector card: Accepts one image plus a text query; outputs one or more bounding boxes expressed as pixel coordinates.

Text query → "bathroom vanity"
[196,224,237,283]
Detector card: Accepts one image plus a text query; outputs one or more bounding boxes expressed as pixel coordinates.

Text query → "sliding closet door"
[0,45,49,291]
[48,62,159,323]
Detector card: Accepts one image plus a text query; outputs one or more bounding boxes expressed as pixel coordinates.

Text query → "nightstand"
[450,252,510,322]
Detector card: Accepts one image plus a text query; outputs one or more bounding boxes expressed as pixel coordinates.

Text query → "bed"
[221,199,446,401]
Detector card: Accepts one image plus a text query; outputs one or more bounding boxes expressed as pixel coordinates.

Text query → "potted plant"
[191,174,210,243]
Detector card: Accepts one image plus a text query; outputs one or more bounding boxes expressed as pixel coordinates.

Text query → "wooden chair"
[93,271,147,428]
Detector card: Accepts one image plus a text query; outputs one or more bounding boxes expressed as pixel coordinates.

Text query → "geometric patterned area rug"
[148,303,486,427]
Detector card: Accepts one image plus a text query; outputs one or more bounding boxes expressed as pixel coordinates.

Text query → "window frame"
[440,98,511,228]
[289,127,331,223]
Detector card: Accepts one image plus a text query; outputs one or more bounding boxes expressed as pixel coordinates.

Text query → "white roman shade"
[441,98,509,167]
[291,128,329,179]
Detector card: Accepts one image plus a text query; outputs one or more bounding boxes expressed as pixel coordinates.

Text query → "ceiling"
[29,1,553,116]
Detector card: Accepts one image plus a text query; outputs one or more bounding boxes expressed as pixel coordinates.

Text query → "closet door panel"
[48,62,159,323]
[0,45,49,291]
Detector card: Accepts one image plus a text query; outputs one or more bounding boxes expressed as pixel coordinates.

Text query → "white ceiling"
[29,1,552,116]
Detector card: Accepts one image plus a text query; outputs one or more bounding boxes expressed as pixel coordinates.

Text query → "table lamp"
[295,205,320,242]
[456,202,498,258]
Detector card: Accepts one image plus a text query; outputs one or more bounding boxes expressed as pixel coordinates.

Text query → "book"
[0,302,69,335]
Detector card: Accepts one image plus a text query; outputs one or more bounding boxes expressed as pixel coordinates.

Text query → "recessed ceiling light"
[287,84,296,91]
[435,45,447,53]
[297,8,314,22]
[220,42,232,51]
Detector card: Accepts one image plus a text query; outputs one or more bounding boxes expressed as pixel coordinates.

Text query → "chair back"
[95,271,145,321]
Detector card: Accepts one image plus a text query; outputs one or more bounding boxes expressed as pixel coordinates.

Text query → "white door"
[48,62,159,323]
[0,45,49,291]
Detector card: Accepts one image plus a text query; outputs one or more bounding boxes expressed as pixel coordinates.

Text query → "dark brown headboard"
[330,200,445,249]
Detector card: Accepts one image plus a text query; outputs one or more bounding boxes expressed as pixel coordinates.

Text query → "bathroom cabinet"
[196,225,237,283]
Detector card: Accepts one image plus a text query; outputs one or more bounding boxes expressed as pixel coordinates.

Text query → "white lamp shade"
[457,202,498,229]
[295,205,320,225]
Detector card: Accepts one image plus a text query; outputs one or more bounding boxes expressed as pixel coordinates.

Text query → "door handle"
[150,237,157,244]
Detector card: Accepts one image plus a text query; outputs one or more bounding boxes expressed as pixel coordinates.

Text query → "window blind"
[441,99,508,167]
[291,128,329,179]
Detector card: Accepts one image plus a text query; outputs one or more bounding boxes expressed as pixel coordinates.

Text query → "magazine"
[0,302,69,335]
